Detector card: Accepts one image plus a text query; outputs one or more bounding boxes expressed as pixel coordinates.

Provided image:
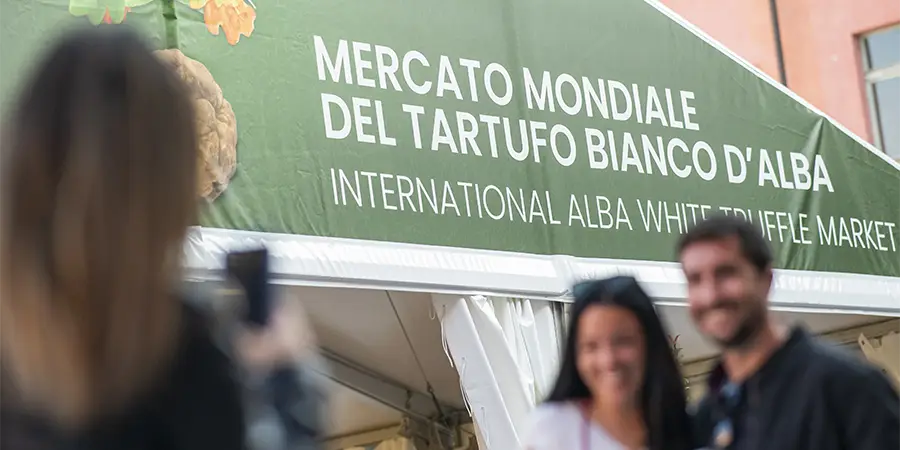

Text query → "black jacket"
[692,327,899,450]
[0,304,246,450]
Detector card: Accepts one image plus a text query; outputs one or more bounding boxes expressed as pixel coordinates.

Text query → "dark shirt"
[0,304,246,450]
[692,327,900,450]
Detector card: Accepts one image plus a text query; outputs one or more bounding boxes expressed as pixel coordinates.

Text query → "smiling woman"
[522,276,694,450]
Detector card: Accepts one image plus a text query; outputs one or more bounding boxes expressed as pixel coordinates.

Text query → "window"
[861,26,900,158]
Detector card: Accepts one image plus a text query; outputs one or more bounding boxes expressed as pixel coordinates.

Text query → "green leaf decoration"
[69,0,127,25]
[125,0,156,7]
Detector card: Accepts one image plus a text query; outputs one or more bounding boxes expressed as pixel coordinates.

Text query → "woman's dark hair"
[546,276,694,450]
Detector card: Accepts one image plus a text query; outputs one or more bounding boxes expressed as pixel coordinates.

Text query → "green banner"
[2,0,899,277]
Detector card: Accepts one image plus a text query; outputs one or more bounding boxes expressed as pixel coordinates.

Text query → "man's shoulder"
[804,337,879,379]
[799,336,895,402]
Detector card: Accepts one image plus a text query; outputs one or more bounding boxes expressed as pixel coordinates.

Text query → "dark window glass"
[873,77,900,158]
[865,27,900,70]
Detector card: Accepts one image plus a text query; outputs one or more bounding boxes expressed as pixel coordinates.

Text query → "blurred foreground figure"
[679,215,899,450]
[0,27,246,449]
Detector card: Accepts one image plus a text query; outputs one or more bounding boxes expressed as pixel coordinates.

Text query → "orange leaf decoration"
[203,0,255,45]
[102,7,131,24]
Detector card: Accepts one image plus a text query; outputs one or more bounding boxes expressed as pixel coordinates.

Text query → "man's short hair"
[677,214,773,272]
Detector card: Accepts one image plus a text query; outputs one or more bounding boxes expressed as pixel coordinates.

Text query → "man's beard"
[714,304,766,350]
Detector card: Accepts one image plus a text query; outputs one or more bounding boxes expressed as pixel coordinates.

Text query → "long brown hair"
[0,26,198,428]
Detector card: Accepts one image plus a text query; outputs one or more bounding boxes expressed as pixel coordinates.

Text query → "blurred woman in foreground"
[0,27,245,449]
[522,276,693,450]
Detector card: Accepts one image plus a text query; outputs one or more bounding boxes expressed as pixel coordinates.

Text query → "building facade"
[662,0,900,159]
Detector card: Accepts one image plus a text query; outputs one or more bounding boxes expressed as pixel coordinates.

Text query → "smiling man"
[677,215,899,450]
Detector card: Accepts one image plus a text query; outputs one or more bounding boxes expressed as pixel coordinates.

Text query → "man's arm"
[828,360,900,450]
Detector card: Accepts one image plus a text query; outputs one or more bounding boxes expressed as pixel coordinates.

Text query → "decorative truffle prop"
[156,49,238,202]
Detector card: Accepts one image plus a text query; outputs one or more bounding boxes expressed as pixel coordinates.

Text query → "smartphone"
[225,247,270,328]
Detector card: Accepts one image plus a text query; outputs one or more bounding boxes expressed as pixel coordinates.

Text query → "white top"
[520,402,628,450]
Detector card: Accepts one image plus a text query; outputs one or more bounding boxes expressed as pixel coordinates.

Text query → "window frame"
[860,24,900,156]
